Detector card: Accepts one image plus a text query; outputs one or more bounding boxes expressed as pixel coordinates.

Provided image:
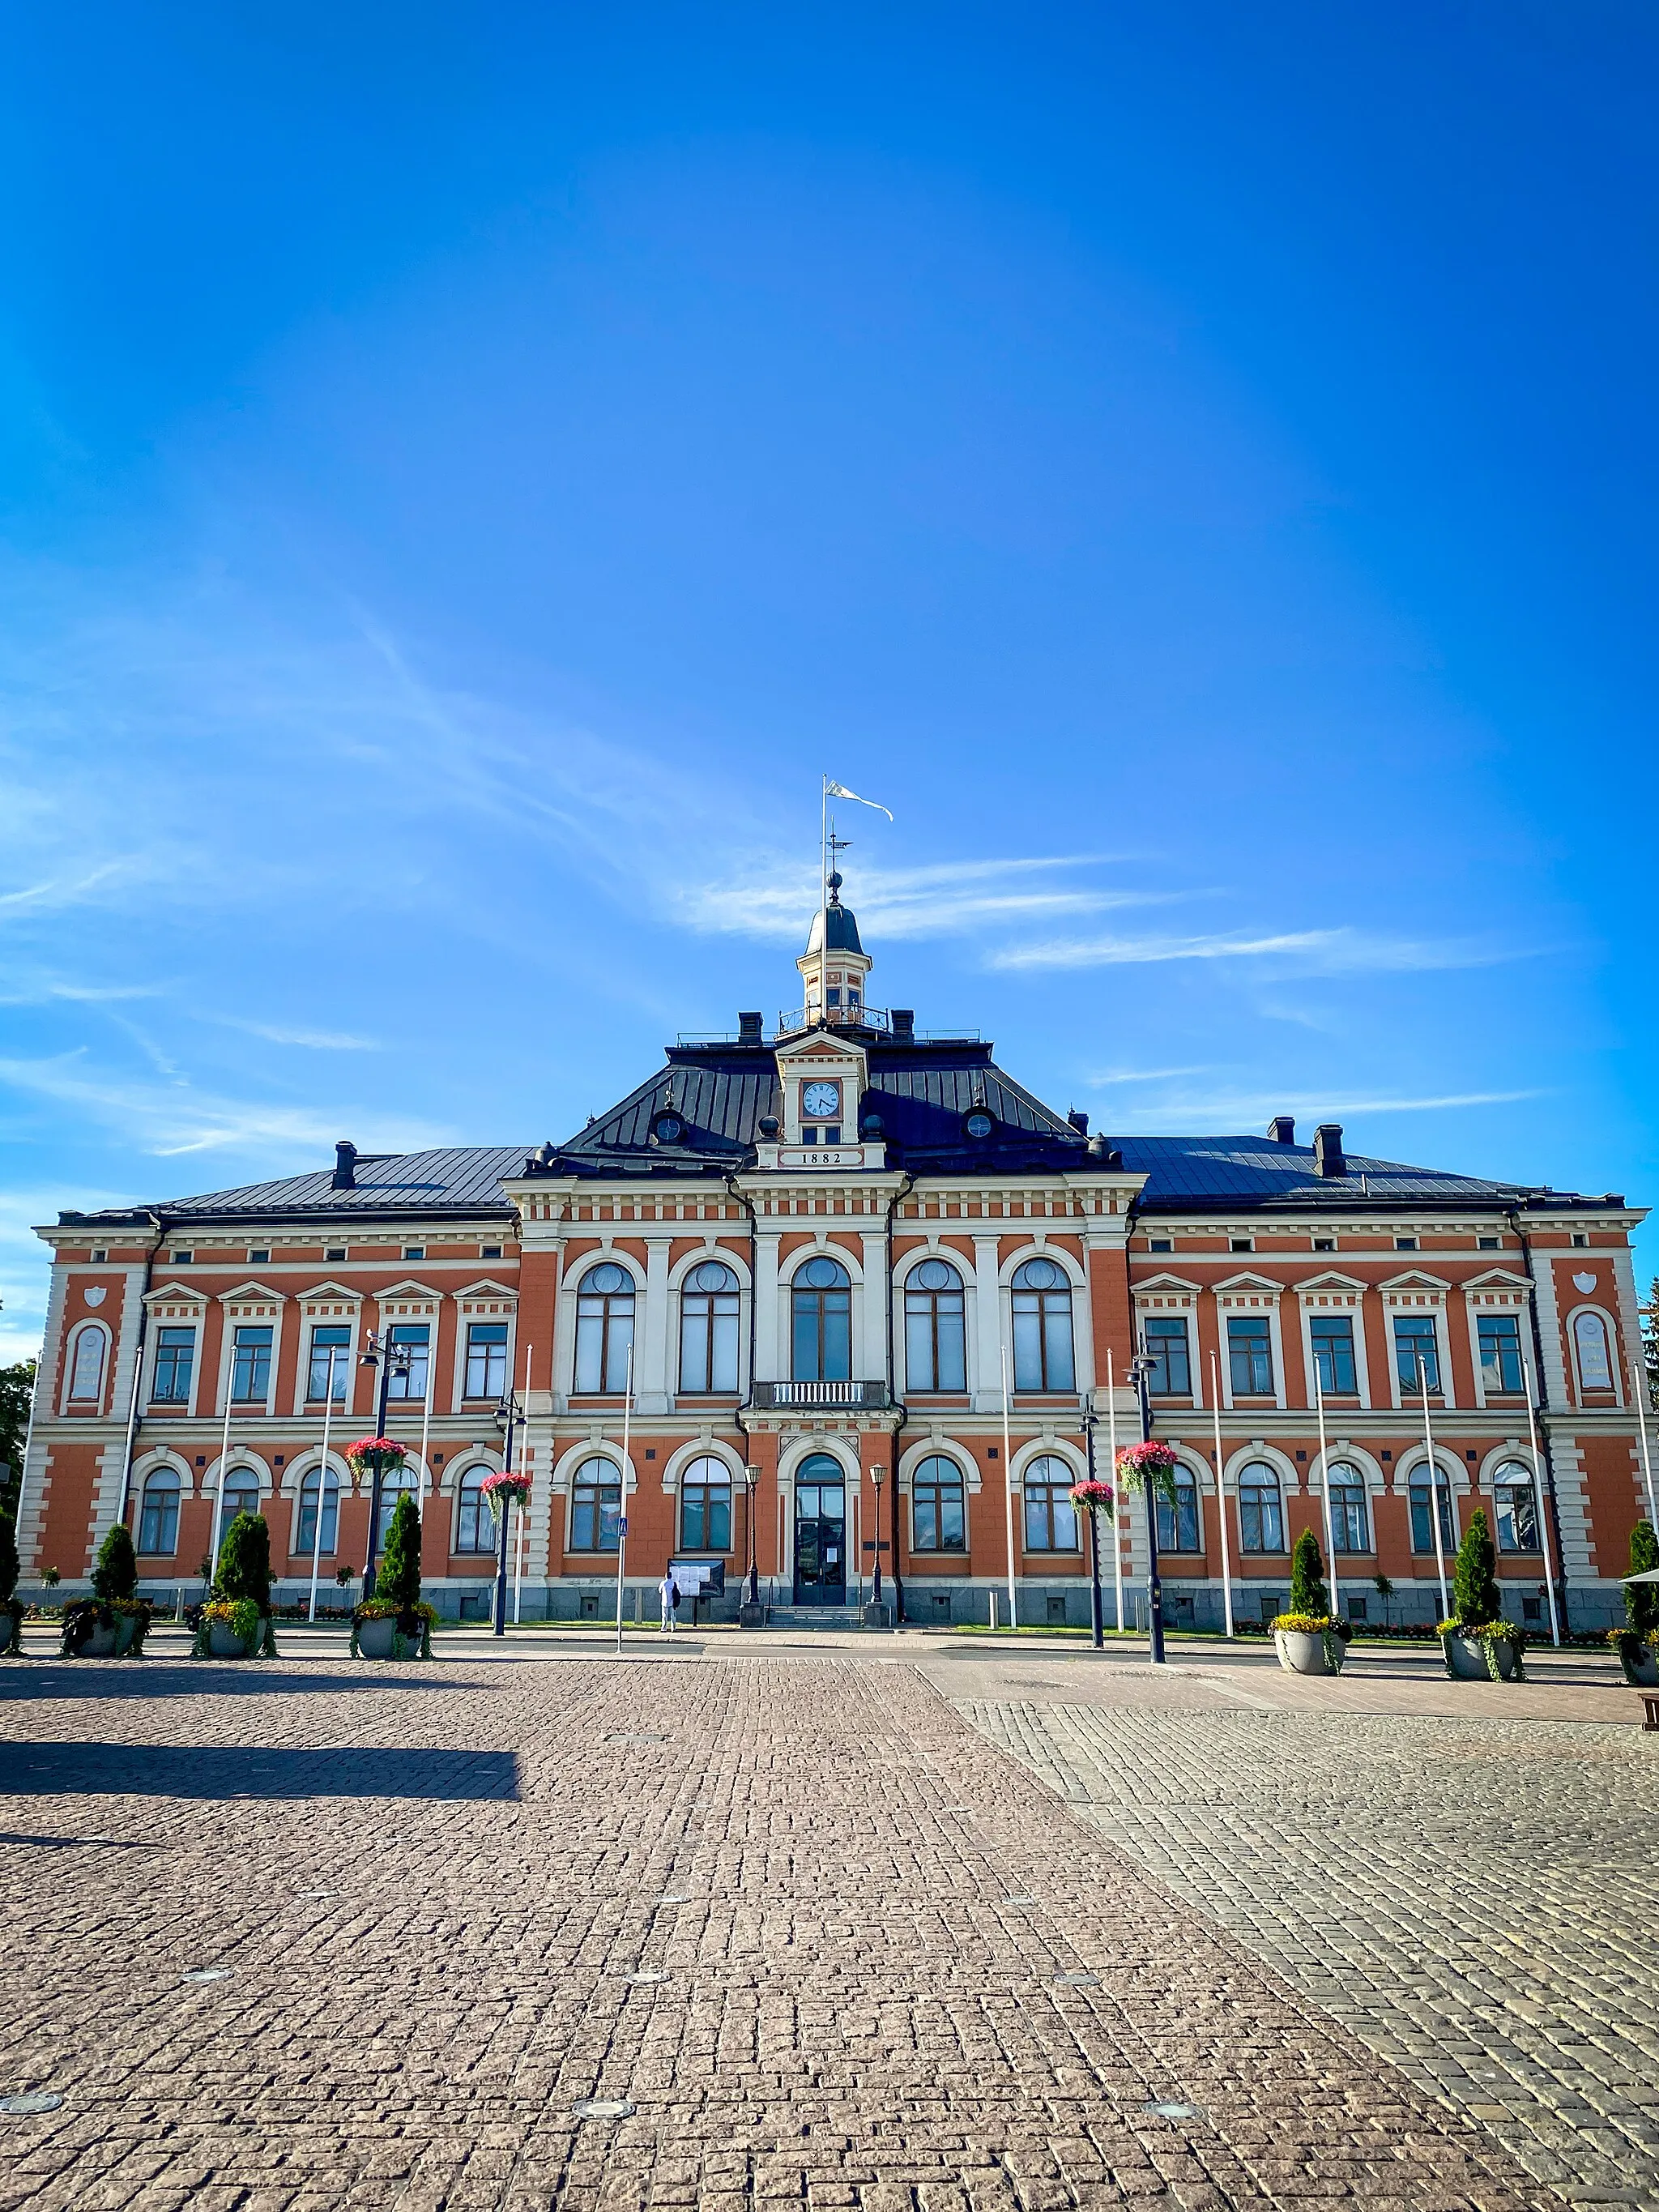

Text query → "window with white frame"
[151,1326,195,1404]
[386,1322,430,1399]
[307,1325,350,1402]
[67,1326,107,1403]
[1156,1466,1201,1554]
[374,1464,419,1544]
[1021,1454,1077,1551]
[680,1262,740,1393]
[1011,1260,1074,1391]
[575,1263,635,1392]
[1409,1473,1454,1554]
[911,1455,966,1551]
[679,1456,732,1551]
[455,1467,495,1554]
[1477,1312,1525,1394]
[231,1324,273,1403]
[906,1259,966,1391]
[1493,1462,1541,1552]
[1142,1316,1191,1395]
[570,1458,622,1552]
[1393,1313,1439,1394]
[1238,1463,1285,1553]
[791,1256,851,1381]
[1308,1313,1357,1396]
[464,1321,510,1400]
[1325,1465,1370,1552]
[219,1467,262,1527]
[137,1467,181,1555]
[1226,1315,1273,1397]
[296,1467,339,1556]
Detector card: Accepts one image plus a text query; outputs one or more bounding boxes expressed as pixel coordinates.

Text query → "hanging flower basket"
[343,1437,411,1480]
[1114,1441,1181,1508]
[480,1471,532,1517]
[1068,1479,1116,1520]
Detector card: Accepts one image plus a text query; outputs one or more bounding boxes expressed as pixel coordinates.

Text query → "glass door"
[793,1455,847,1605]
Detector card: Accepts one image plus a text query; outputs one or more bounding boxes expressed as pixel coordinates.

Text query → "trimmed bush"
[1288,1527,1329,1620]
[0,1505,18,1603]
[1451,1506,1501,1627]
[92,1521,139,1603]
[216,1511,273,1612]
[376,1492,423,1612]
[1627,1519,1659,1639]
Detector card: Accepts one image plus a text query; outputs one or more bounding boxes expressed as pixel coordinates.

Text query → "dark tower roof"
[804,873,864,957]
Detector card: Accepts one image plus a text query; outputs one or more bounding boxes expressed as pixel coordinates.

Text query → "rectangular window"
[1155,1480,1201,1554]
[481,1245,503,1259]
[1495,1483,1540,1552]
[571,1471,622,1552]
[1478,1313,1524,1394]
[1328,1480,1370,1553]
[325,1246,348,1262]
[1394,1313,1440,1393]
[386,1322,430,1400]
[307,1325,350,1402]
[1395,1236,1418,1251]
[247,1249,270,1264]
[1410,1480,1455,1554]
[680,1480,732,1552]
[1308,1314,1357,1396]
[1478,1235,1500,1251]
[1312,1237,1336,1253]
[465,1322,509,1401]
[1230,1237,1253,1253]
[1143,1317,1191,1396]
[403,1245,425,1261]
[1226,1316,1273,1396]
[151,1326,196,1404]
[1147,1237,1173,1253]
[231,1324,273,1403]
[1022,1481,1078,1552]
[170,1249,194,1264]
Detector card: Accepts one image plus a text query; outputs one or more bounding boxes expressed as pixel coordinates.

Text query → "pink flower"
[1068,1479,1116,1516]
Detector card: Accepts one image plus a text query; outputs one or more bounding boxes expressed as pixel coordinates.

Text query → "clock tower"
[794,870,874,1031]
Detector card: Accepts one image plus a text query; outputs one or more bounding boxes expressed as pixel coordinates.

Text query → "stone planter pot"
[356,1616,399,1659]
[1616,1642,1659,1689]
[1444,1628,1520,1681]
[0,1612,16,1657]
[207,1622,257,1659]
[1273,1627,1341,1676]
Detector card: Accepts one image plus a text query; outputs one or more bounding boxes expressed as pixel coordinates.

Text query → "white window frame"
[1213,1278,1286,1411]
[454,1281,519,1407]
[1379,1278,1454,1410]
[1461,1276,1531,1408]
[215,1287,287,1417]
[1566,1304,1622,1403]
[1295,1278,1371,1411]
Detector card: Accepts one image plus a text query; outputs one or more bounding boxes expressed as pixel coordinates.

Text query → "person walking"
[658,1566,679,1636]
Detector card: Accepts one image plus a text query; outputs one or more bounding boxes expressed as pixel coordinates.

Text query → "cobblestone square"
[0,1639,1647,2210]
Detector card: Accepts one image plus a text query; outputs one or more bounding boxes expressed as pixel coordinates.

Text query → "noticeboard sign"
[669,1557,726,1596]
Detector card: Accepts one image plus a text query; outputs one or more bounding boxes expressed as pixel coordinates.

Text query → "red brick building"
[19,882,1656,1633]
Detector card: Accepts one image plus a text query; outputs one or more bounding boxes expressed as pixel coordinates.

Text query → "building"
[19,878,1656,1632]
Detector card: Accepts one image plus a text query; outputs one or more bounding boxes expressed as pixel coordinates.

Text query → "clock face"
[802,1080,840,1120]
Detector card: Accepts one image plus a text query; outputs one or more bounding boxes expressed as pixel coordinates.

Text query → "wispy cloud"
[208,1018,382,1050]
[0,973,164,1008]
[989,927,1528,975]
[1090,1064,1214,1085]
[0,1052,447,1160]
[1099,1087,1543,1133]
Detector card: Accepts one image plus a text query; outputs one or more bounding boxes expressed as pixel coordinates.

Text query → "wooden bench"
[1643,1693,1659,1733]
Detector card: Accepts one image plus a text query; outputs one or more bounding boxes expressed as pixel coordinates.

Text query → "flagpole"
[308,1347,338,1625]
[1210,1353,1234,1638]
[514,1341,532,1625]
[1107,1350,1123,1631]
[1000,1331,1017,1632]
[615,1340,633,1653]
[1521,1346,1563,1646]
[209,1353,234,1591]
[1630,1337,1659,1528]
[1314,1370,1340,1625]
[416,1337,433,1527]
[1420,1355,1450,1621]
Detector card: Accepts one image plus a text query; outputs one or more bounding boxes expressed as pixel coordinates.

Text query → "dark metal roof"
[55,1042,1615,1223]
[805,892,864,958]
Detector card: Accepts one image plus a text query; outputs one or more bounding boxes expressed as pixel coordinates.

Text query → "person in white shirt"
[658,1568,679,1635]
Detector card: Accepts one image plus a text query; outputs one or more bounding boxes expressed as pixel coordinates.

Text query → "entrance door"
[793,1454,847,1605]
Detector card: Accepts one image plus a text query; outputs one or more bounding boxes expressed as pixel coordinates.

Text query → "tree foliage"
[0,1359,36,1516]
[375,1492,424,1612]
[1451,1506,1501,1626]
[92,1521,138,1603]
[1289,1527,1329,1618]
[0,1506,18,1603]
[1627,1518,1659,1639]
[216,1511,273,1611]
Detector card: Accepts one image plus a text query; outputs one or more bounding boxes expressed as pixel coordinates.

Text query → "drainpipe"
[1509,1204,1571,1636]
[116,1212,166,1527]
[883,1170,915,1625]
[725,1170,761,1595]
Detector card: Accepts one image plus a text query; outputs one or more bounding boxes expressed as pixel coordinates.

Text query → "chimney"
[1068,1108,1090,1134]
[738,1010,763,1044]
[1313,1123,1346,1179]
[331,1140,358,1191]
[1268,1116,1296,1145]
[889,1008,915,1043]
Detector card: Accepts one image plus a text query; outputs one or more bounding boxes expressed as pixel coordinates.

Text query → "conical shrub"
[1288,1527,1329,1618]
[217,1511,273,1611]
[92,1520,139,1603]
[376,1492,423,1612]
[1451,1506,1501,1626]
[1627,1519,1659,1638]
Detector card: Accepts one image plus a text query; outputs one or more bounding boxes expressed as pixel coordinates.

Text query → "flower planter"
[207,1622,257,1659]
[1443,1628,1521,1681]
[0,1611,18,1657]
[1614,1640,1659,1689]
[1274,1627,1342,1676]
[356,1616,398,1659]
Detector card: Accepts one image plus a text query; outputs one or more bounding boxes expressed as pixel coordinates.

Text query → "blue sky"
[3,3,1657,1360]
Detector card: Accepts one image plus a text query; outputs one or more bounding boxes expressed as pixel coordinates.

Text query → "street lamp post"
[1128,1347,1166,1665]
[1081,1403,1104,1650]
[357,1332,415,1602]
[868,1464,885,1611]
[492,1389,525,1638]
[744,1464,760,1607]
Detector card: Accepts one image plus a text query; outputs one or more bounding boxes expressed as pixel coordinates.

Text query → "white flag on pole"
[824,777,893,821]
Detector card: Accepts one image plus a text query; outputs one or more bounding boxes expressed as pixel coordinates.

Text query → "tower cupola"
[795,872,875,1030]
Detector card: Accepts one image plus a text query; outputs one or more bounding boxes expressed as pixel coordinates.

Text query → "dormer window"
[826,989,841,1007]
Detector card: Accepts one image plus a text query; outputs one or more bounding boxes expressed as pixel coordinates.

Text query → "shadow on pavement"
[3,1742,520,1800]
[0,1667,467,1701]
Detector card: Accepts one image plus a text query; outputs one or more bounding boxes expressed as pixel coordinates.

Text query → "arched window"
[1409,1471,1455,1554]
[680,1262,740,1394]
[1021,1454,1077,1552]
[912,1455,966,1551]
[455,1467,495,1555]
[575,1263,635,1393]
[374,1463,419,1545]
[791,1255,851,1381]
[1156,1466,1201,1555]
[1325,1464,1370,1553]
[67,1325,107,1403]
[1573,1309,1615,1393]
[220,1467,262,1528]
[905,1260,966,1392]
[679,1455,732,1551]
[296,1467,339,1557]
[1238,1463,1285,1554]
[1011,1259,1074,1391]
[1493,1460,1542,1552]
[137,1468,181,1556]
[570,1457,622,1552]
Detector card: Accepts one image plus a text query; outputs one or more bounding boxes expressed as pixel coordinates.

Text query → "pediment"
[143,1279,208,1307]
[217,1279,286,1305]
[1213,1270,1283,1296]
[455,1276,517,1301]
[374,1279,441,1303]
[1132,1271,1205,1296]
[774,1032,865,1069]
[1464,1267,1530,1293]
[1380,1270,1451,1295]
[1294,1270,1370,1297]
[298,1279,361,1303]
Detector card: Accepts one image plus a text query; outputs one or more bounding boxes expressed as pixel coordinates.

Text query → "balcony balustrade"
[749,1380,893,1411]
